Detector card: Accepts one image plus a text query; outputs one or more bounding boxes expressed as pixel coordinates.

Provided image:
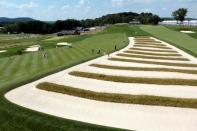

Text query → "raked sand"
[5,37,197,131]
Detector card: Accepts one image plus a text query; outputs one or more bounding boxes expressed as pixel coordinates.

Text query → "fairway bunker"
[0,50,7,53]
[180,30,195,34]
[5,36,197,131]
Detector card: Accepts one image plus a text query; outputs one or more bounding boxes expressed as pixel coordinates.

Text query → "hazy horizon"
[0,0,196,21]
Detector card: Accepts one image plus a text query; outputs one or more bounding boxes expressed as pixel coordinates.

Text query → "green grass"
[109,57,197,67]
[130,47,177,53]
[165,25,197,39]
[116,53,189,61]
[124,50,182,57]
[37,82,197,109]
[140,25,197,57]
[0,30,129,130]
[134,43,167,46]
[69,71,197,86]
[90,64,197,75]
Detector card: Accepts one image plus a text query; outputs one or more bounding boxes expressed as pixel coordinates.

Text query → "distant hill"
[0,17,36,25]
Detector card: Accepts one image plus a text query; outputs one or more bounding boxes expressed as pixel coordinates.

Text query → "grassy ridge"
[69,71,197,86]
[90,64,197,74]
[116,53,189,61]
[124,50,182,56]
[37,82,197,109]
[109,57,197,67]
[130,48,177,53]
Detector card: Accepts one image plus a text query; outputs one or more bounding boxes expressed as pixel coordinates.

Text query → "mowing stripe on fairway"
[124,50,182,57]
[37,82,197,109]
[130,48,178,53]
[108,57,197,67]
[133,45,172,49]
[69,71,197,86]
[116,53,189,61]
[90,64,197,75]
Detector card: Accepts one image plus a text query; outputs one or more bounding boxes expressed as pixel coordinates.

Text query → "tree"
[137,13,161,25]
[172,8,188,24]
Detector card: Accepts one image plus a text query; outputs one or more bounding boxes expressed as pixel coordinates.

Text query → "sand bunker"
[57,42,72,47]
[180,30,195,34]
[0,50,7,53]
[25,45,41,52]
[5,37,197,131]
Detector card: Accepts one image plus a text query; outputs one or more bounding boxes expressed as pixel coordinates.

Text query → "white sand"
[57,42,72,47]
[0,50,7,53]
[5,37,197,131]
[25,45,40,52]
[180,30,195,34]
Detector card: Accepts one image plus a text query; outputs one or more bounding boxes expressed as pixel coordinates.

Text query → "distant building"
[129,20,140,25]
[57,30,80,36]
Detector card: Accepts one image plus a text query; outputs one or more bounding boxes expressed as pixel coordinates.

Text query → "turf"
[134,43,167,46]
[90,64,197,75]
[140,25,197,57]
[133,45,172,49]
[116,53,189,61]
[109,57,197,67]
[37,82,197,109]
[69,71,197,86]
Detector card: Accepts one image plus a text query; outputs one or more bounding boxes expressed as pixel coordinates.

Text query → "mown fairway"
[141,25,197,57]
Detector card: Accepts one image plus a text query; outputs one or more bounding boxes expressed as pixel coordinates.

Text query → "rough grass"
[116,53,189,61]
[37,82,197,109]
[124,50,182,57]
[69,71,197,86]
[133,45,172,49]
[90,64,197,74]
[130,47,178,53]
[109,57,197,67]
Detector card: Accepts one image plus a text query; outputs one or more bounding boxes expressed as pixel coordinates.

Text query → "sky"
[0,0,196,21]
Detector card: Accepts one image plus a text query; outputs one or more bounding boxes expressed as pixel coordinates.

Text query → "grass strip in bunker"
[124,50,182,57]
[116,53,189,61]
[37,82,197,109]
[108,57,197,67]
[134,43,167,47]
[69,71,197,86]
[90,64,197,75]
[130,48,178,53]
[133,45,172,50]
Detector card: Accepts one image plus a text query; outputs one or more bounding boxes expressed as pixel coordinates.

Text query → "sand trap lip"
[5,37,197,131]
[0,50,7,53]
[180,30,195,34]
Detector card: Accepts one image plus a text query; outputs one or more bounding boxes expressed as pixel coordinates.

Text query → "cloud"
[0,1,38,9]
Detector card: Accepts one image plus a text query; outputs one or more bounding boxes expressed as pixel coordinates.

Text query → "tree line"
[3,12,161,34]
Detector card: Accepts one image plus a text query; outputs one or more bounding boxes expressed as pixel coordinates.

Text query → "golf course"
[1,24,197,130]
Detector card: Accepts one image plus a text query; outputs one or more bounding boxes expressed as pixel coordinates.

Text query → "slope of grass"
[130,48,177,53]
[90,64,197,74]
[133,45,172,49]
[37,82,197,109]
[140,25,197,57]
[69,71,197,86]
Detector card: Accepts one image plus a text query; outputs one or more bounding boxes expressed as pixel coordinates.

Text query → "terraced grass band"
[130,48,178,53]
[134,43,167,47]
[116,53,189,61]
[90,64,197,74]
[69,71,197,86]
[133,45,172,50]
[37,82,197,109]
[124,50,182,57]
[109,57,197,67]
